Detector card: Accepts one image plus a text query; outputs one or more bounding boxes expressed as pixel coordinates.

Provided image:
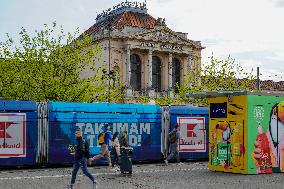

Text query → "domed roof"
[85,1,156,36]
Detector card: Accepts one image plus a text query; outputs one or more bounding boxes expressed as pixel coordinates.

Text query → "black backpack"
[169,130,177,144]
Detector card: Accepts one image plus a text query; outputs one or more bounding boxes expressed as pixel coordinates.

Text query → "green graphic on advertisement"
[248,95,284,174]
[211,142,232,166]
[211,143,218,166]
[218,142,232,163]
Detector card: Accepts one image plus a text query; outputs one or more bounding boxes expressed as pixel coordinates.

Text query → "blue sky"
[1,0,284,81]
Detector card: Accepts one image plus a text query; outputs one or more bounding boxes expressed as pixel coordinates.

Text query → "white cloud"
[147,0,284,81]
[1,0,284,81]
[271,0,284,7]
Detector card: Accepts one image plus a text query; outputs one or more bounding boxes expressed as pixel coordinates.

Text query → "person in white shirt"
[110,132,120,170]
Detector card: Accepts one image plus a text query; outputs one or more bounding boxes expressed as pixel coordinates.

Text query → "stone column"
[147,49,155,97]
[168,53,174,98]
[125,45,132,97]
[187,54,193,71]
[168,53,173,90]
[126,48,131,87]
[187,54,193,89]
[148,50,153,88]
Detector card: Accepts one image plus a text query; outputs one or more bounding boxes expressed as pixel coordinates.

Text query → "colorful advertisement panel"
[47,102,162,164]
[248,96,284,174]
[0,113,26,158]
[177,117,206,152]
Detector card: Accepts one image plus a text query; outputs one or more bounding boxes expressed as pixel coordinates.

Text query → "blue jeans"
[71,158,95,185]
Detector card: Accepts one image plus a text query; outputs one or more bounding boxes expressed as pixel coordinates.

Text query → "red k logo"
[0,113,26,157]
[177,117,206,153]
[0,122,14,138]
[187,124,197,138]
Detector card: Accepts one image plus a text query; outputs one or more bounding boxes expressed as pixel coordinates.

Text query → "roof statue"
[155,18,167,27]
[96,1,147,23]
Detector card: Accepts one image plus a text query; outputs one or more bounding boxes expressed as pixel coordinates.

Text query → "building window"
[130,54,142,91]
[172,58,181,92]
[152,56,162,92]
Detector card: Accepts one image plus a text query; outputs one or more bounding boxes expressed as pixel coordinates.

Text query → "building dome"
[85,1,156,36]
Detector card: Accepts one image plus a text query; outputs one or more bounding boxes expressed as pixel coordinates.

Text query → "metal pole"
[256,66,260,90]
[108,15,111,103]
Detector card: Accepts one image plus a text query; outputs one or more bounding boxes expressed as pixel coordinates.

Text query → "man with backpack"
[164,124,180,165]
[90,123,113,167]
[67,128,97,189]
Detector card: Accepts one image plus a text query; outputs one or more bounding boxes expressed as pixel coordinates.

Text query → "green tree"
[0,22,124,102]
[177,55,256,104]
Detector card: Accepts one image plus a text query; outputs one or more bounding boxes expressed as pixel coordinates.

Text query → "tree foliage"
[177,55,257,104]
[0,22,124,102]
[132,55,256,106]
[136,96,180,106]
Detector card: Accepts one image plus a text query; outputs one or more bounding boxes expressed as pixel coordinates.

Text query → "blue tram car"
[0,100,208,167]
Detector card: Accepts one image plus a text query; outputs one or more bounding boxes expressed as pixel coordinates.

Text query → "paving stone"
[0,162,283,189]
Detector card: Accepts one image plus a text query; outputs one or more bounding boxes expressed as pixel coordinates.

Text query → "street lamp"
[107,13,112,103]
[256,67,260,90]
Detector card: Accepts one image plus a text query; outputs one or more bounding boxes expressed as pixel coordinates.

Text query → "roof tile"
[85,11,156,36]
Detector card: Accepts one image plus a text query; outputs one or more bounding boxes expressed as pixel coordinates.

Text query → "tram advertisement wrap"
[178,117,206,153]
[0,113,26,158]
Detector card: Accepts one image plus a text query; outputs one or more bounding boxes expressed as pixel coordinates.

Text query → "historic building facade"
[84,1,204,98]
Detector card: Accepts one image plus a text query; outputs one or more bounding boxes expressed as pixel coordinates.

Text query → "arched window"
[172,58,181,91]
[152,56,162,92]
[130,54,142,91]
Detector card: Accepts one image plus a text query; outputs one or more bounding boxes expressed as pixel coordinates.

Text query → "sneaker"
[113,166,120,172]
[115,166,120,172]
[67,185,73,189]
[164,159,168,166]
[108,165,114,172]
[93,181,98,189]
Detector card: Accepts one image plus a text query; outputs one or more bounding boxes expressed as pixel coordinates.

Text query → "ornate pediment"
[148,30,182,42]
[127,27,203,49]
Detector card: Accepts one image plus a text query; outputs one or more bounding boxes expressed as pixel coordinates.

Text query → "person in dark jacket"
[67,128,97,189]
[120,130,129,147]
[164,124,180,165]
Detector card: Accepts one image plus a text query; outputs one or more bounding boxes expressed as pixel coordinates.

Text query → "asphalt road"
[0,162,283,189]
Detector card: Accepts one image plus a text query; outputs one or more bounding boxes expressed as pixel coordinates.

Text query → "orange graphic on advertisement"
[253,126,272,173]
[231,124,243,167]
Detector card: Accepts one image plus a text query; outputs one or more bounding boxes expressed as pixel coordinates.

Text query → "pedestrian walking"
[91,124,112,167]
[110,132,120,171]
[119,130,133,174]
[67,128,97,189]
[120,130,129,147]
[164,124,180,165]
